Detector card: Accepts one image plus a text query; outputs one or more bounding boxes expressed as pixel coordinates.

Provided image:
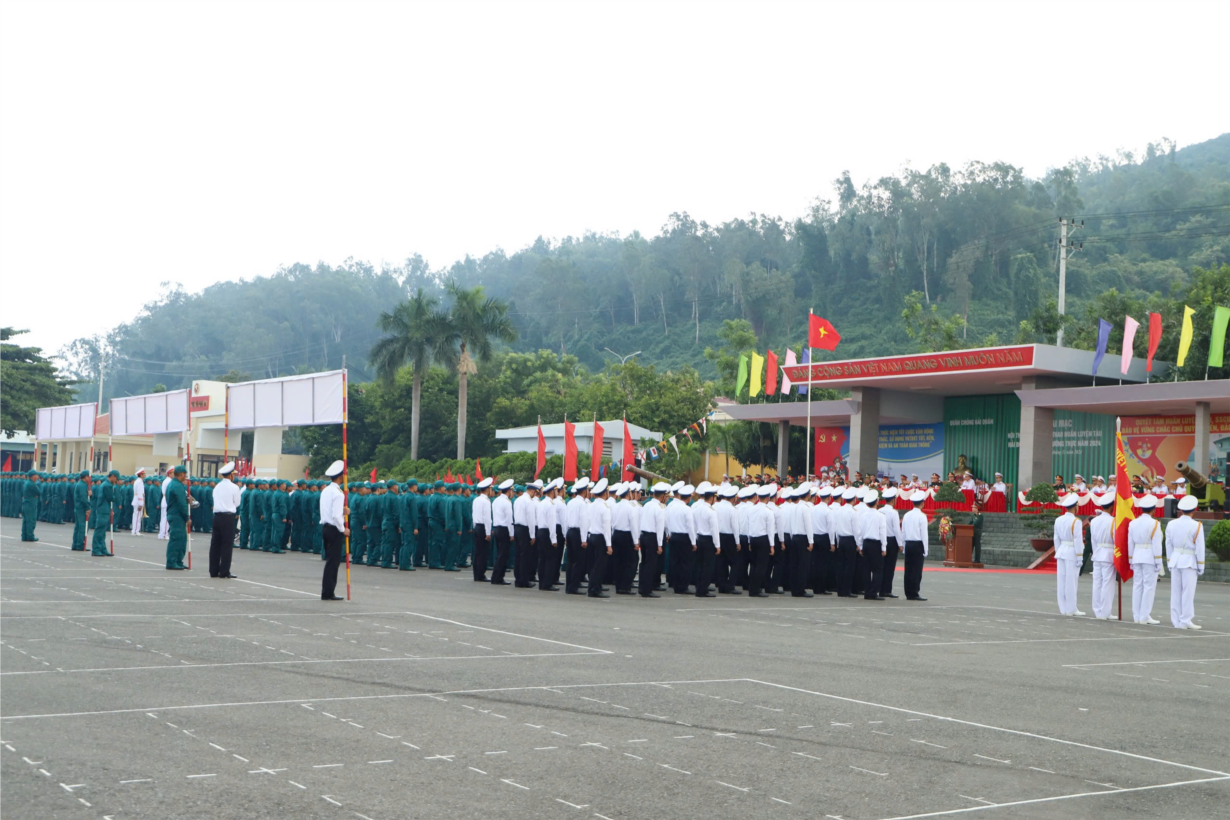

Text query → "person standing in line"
[90,470,119,556]
[735,486,755,591]
[808,486,833,594]
[365,482,385,567]
[714,484,741,595]
[415,481,432,567]
[552,478,568,589]
[1167,495,1205,630]
[319,460,348,601]
[164,465,190,570]
[1088,495,1116,619]
[129,468,146,536]
[309,481,324,556]
[831,488,860,598]
[471,478,493,581]
[563,479,590,594]
[586,478,612,598]
[70,471,90,550]
[379,481,401,568]
[512,482,536,587]
[692,482,719,598]
[209,462,242,579]
[427,480,448,570]
[899,491,929,601]
[535,480,560,590]
[665,485,697,594]
[20,470,42,542]
[745,485,775,598]
[1129,495,1164,624]
[788,486,814,598]
[490,479,515,585]
[610,483,637,594]
[638,483,667,598]
[237,478,252,550]
[859,489,886,600]
[399,479,420,571]
[1053,494,1085,616]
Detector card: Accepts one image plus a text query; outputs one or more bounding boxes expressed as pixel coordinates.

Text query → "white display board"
[110,389,191,435]
[35,402,97,440]
[226,370,345,429]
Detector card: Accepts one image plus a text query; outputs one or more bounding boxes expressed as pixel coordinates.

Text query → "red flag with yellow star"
[1113,418,1134,582]
[808,315,841,351]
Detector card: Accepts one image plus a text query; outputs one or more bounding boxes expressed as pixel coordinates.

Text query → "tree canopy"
[2,328,76,438]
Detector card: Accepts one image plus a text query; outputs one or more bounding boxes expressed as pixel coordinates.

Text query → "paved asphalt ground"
[2,523,1228,820]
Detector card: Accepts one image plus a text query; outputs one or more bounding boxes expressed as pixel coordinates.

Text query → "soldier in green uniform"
[459,483,474,568]
[380,481,401,568]
[268,480,288,553]
[72,471,90,550]
[114,477,130,532]
[20,470,41,541]
[365,482,385,567]
[165,465,190,569]
[398,479,419,570]
[144,475,162,533]
[91,470,119,555]
[427,480,447,569]
[309,481,324,556]
[237,479,252,549]
[200,478,214,534]
[252,479,270,552]
[416,481,432,567]
[350,483,369,564]
[442,483,463,571]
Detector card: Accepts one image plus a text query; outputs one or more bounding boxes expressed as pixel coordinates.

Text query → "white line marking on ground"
[501,778,530,790]
[468,767,486,774]
[322,795,342,806]
[717,780,749,792]
[851,766,887,776]
[974,754,1010,764]
[793,752,823,761]
[289,781,306,789]
[659,764,691,775]
[771,797,792,804]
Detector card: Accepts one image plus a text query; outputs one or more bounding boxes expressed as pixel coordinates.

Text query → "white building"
[495,420,662,462]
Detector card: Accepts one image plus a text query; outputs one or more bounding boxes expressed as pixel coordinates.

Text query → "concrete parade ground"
[2,522,1227,820]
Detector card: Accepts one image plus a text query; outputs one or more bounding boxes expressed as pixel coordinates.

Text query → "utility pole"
[1055,217,1082,347]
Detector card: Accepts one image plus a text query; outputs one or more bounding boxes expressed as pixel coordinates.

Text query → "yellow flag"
[749,351,764,397]
[1177,305,1196,366]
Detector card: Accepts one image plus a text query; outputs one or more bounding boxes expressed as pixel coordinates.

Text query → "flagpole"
[343,357,351,601]
[108,432,115,556]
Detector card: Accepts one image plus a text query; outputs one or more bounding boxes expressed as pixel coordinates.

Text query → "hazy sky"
[2,0,1228,356]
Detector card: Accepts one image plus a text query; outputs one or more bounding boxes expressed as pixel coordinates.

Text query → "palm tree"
[444,281,517,459]
[709,422,736,477]
[369,288,452,460]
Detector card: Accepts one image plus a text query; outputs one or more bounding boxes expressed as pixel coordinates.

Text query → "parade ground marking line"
[1063,658,1230,668]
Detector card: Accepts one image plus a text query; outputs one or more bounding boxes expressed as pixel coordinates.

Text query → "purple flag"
[1092,319,1112,376]
[798,348,810,395]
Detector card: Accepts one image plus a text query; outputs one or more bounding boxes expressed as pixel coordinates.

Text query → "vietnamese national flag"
[370,467,378,483]
[563,420,578,482]
[534,423,546,479]
[808,314,841,351]
[2,455,10,472]
[1113,418,1134,583]
[765,350,778,396]
[475,458,483,480]
[621,418,635,482]
[591,421,605,481]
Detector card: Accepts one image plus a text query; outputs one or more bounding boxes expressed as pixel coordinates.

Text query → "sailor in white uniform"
[1166,495,1205,630]
[1087,494,1116,619]
[1128,495,1164,624]
[1053,493,1085,616]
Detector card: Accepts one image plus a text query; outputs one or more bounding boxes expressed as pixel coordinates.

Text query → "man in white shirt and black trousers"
[900,490,929,601]
[564,478,591,594]
[878,488,903,598]
[471,478,494,582]
[714,485,741,595]
[209,462,243,579]
[490,480,515,585]
[666,485,698,594]
[692,482,719,598]
[513,482,538,588]
[638,483,668,598]
[859,489,887,600]
[536,480,560,591]
[319,460,348,601]
[587,479,612,598]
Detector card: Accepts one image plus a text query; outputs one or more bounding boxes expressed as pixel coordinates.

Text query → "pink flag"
[1121,315,1140,375]
[781,348,797,392]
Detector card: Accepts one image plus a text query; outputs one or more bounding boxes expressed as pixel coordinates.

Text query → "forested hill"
[65,134,1230,401]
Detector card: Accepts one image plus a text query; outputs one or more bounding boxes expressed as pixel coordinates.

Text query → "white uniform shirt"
[612,498,637,533]
[639,498,665,542]
[693,501,717,538]
[536,496,557,544]
[1088,510,1115,563]
[513,492,536,531]
[665,499,696,545]
[492,494,514,529]
[772,502,787,542]
[1150,484,1167,497]
[859,504,886,553]
[472,494,493,530]
[960,478,975,490]
[715,499,738,538]
[1053,512,1083,561]
[900,507,929,556]
[132,477,146,507]
[812,501,831,541]
[1173,483,1187,496]
[879,504,902,543]
[744,502,771,539]
[736,502,752,540]
[1165,515,1205,573]
[588,496,612,542]
[1127,513,1163,568]
[565,495,590,536]
[553,495,567,530]
[213,477,242,514]
[791,501,814,546]
[991,481,1007,493]
[831,502,860,543]
[320,482,346,529]
[161,475,173,511]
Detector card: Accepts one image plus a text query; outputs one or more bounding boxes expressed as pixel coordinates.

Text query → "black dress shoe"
[884,593,899,598]
[616,589,633,595]
[865,595,885,601]
[474,577,489,582]
[752,592,770,598]
[223,574,239,579]
[491,579,510,585]
[792,592,815,598]
[322,595,344,601]
[695,592,716,598]
[589,592,610,599]
[539,586,560,592]
[907,596,928,601]
[640,592,661,598]
[720,589,743,595]
[565,589,583,595]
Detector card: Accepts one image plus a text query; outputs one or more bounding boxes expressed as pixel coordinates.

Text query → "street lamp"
[603,348,642,365]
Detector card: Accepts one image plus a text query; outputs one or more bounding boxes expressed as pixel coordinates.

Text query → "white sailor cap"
[719,484,738,498]
[864,490,879,504]
[591,478,609,495]
[882,487,897,499]
[498,478,515,491]
[1094,493,1113,507]
[745,484,761,495]
[325,460,346,478]
[1175,477,1186,484]
[528,479,543,490]
[1058,493,1080,507]
[819,486,833,498]
[218,462,235,476]
[910,490,928,502]
[696,481,715,495]
[756,485,775,498]
[841,488,857,500]
[573,476,591,492]
[613,483,629,497]
[736,486,754,499]
[679,484,695,497]
[1074,474,1084,480]
[1178,495,1198,512]
[994,472,1003,477]
[476,477,493,490]
[135,466,147,476]
[1136,494,1157,510]
[652,482,671,493]
[671,480,685,493]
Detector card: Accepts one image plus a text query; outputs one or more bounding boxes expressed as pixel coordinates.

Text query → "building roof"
[495,421,663,441]
[1015,379,1230,415]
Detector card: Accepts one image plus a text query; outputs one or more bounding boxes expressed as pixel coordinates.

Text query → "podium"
[943,524,984,568]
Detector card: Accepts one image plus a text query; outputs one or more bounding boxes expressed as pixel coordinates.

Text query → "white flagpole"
[805,309,813,481]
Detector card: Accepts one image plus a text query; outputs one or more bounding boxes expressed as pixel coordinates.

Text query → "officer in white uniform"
[159,470,173,539]
[1053,493,1085,616]
[1128,495,1164,624]
[1087,494,1116,619]
[1166,495,1204,629]
[131,468,146,535]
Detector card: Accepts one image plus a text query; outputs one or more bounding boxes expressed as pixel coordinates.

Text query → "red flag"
[2,455,10,472]
[304,466,309,479]
[370,467,378,483]
[534,422,546,479]
[591,421,605,481]
[1146,312,1163,372]
[765,350,778,396]
[622,418,635,482]
[808,314,841,351]
[475,458,483,480]
[563,420,578,482]
[1113,419,1134,583]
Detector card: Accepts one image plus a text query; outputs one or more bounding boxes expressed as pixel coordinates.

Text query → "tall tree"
[2,328,76,437]
[444,281,517,459]
[369,288,452,460]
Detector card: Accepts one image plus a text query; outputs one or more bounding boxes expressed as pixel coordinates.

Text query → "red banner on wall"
[783,345,1035,385]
